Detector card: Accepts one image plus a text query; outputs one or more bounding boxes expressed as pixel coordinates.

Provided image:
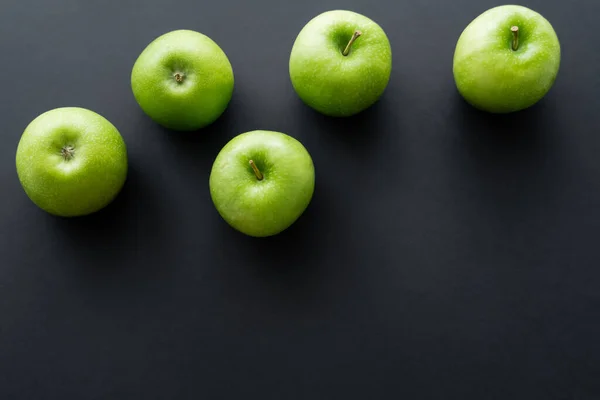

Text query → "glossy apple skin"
[15,107,128,217]
[289,10,392,117]
[131,30,234,131]
[209,130,315,237]
[453,5,561,113]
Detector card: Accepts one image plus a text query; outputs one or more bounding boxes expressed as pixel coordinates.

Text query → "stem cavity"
[61,145,75,161]
[342,30,362,56]
[511,26,519,51]
[249,160,263,180]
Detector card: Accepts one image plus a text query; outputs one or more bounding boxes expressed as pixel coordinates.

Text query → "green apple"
[289,10,392,117]
[15,107,128,217]
[209,130,315,237]
[131,29,234,131]
[453,5,561,113]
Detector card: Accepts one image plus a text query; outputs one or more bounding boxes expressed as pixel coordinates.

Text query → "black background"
[1,0,599,398]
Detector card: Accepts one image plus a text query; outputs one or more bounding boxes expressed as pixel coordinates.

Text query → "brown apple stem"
[61,145,75,161]
[174,72,185,83]
[249,160,263,180]
[342,30,362,56]
[511,26,519,51]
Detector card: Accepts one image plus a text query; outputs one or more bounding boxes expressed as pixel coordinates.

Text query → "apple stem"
[249,160,263,180]
[61,145,75,161]
[342,30,362,56]
[174,73,184,83]
[511,26,519,51]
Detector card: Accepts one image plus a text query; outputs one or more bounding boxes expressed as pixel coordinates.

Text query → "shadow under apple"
[148,103,238,163]
[450,94,569,178]
[210,178,354,315]
[444,94,570,233]
[291,93,395,156]
[455,97,550,155]
[49,162,173,284]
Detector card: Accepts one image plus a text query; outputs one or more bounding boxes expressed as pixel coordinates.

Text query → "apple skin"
[289,10,392,117]
[131,29,234,131]
[453,5,561,113]
[209,130,315,237]
[15,107,128,217]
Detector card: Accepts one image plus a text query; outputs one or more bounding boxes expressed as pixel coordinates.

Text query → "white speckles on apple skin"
[15,107,128,217]
[453,5,561,113]
[289,10,392,117]
[131,29,235,131]
[209,130,315,238]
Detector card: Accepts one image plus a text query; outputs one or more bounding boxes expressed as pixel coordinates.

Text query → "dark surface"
[1,0,599,398]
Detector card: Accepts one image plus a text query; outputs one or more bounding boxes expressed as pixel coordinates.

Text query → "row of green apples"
[15,5,561,237]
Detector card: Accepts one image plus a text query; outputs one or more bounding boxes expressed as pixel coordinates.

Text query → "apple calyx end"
[174,72,185,83]
[249,160,264,181]
[61,145,75,161]
[342,30,363,56]
[511,26,519,51]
